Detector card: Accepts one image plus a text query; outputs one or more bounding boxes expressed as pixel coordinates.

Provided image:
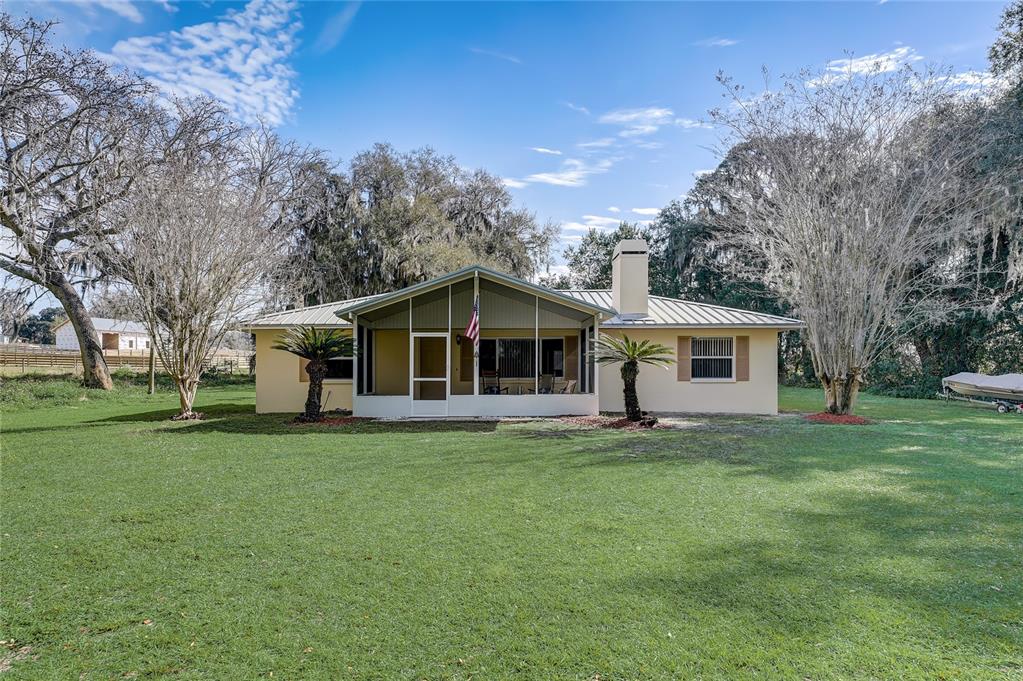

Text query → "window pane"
[541,338,564,377]
[478,339,497,375]
[692,337,733,358]
[499,339,535,379]
[692,358,732,379]
[326,358,353,379]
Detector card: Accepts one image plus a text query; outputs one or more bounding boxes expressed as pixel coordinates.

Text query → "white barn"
[53,317,151,352]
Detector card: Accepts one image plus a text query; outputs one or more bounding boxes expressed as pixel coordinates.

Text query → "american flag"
[464,295,480,349]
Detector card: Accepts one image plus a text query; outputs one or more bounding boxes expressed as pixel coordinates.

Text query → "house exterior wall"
[252,325,780,416]
[253,330,353,414]
[54,324,151,351]
[597,327,780,415]
[54,324,82,350]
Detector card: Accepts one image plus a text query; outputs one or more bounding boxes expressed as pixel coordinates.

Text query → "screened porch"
[342,270,606,418]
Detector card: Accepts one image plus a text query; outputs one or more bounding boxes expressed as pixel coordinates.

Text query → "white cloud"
[564,101,590,115]
[529,147,562,155]
[607,206,620,213]
[631,208,660,216]
[693,169,714,178]
[600,106,675,137]
[564,214,617,233]
[675,117,712,130]
[947,70,1001,91]
[313,2,360,54]
[810,46,923,86]
[469,47,522,64]
[104,0,301,126]
[577,137,616,149]
[694,37,739,48]
[524,158,614,187]
[93,0,144,22]
[502,178,528,189]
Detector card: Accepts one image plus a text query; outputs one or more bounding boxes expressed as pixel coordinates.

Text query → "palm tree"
[272,326,355,421]
[593,334,675,422]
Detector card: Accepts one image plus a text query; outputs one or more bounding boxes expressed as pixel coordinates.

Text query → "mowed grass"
[1,379,1021,679]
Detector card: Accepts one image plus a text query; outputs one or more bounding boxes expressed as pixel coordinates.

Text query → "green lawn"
[2,379,1021,679]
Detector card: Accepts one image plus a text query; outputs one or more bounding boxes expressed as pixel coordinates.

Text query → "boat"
[941,372,1023,406]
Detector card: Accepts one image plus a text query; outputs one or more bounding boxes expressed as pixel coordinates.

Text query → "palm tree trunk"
[304,361,327,420]
[621,360,641,421]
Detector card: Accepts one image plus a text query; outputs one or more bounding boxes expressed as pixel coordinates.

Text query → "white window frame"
[690,335,736,383]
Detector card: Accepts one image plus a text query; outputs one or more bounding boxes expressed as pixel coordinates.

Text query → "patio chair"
[529,374,555,394]
[560,379,577,394]
[481,370,508,395]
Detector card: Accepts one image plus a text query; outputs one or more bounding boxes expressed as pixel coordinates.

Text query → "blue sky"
[12,0,1006,271]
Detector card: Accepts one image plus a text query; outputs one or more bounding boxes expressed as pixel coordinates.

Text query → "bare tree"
[708,65,1021,414]
[0,15,159,388]
[110,115,317,418]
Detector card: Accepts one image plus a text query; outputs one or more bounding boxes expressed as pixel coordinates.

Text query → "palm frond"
[592,334,675,367]
[271,325,355,362]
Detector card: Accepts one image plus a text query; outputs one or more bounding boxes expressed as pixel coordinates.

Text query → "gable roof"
[53,317,149,334]
[561,290,804,329]
[243,270,804,330]
[334,265,615,320]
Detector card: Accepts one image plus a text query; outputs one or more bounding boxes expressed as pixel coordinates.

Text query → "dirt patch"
[805,412,870,425]
[0,642,36,673]
[561,415,666,430]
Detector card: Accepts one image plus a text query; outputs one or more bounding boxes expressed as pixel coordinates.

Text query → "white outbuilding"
[53,317,151,352]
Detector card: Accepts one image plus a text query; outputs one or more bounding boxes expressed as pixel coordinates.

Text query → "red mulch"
[562,415,664,430]
[805,412,870,425]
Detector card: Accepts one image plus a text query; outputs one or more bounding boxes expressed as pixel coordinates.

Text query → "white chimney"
[611,239,649,318]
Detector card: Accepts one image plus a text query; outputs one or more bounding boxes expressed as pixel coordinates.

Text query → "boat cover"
[943,372,1023,393]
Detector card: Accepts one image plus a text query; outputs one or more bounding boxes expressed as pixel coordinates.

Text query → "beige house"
[245,240,803,417]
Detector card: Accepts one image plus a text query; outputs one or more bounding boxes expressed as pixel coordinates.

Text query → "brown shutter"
[298,358,309,383]
[736,336,750,382]
[677,336,691,382]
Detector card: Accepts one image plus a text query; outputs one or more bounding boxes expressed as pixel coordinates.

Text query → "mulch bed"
[805,412,870,425]
[562,415,665,430]
[291,415,367,426]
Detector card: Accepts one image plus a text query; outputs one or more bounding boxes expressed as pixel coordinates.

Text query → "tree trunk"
[175,376,200,418]
[148,346,156,395]
[821,372,861,415]
[304,360,327,420]
[47,273,113,390]
[621,360,641,421]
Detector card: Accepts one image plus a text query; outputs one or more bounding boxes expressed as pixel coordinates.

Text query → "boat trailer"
[938,389,1023,414]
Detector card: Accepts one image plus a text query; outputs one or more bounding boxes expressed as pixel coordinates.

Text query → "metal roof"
[560,290,804,328]
[243,280,803,330]
[53,317,149,334]
[242,294,383,328]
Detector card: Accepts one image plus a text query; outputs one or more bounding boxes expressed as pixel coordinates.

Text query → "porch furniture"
[529,374,555,394]
[560,379,577,394]
[481,370,508,395]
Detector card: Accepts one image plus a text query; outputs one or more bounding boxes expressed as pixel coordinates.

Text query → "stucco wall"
[597,328,780,415]
[254,330,353,414]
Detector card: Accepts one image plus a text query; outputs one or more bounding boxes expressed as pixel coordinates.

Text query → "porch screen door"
[411,333,448,417]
